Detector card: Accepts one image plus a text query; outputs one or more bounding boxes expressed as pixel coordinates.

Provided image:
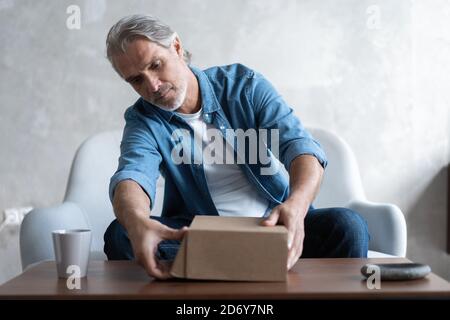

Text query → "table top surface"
[0,258,449,299]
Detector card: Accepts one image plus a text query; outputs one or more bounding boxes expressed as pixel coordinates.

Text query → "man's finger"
[285,214,299,249]
[160,225,188,240]
[287,228,304,269]
[261,208,280,226]
[276,209,297,249]
[287,245,297,270]
[157,259,173,276]
[286,227,299,268]
[139,247,171,280]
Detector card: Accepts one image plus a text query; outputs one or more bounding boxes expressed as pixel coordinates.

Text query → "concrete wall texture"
[0,0,449,284]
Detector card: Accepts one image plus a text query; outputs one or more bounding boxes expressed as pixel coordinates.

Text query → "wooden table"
[0,258,449,299]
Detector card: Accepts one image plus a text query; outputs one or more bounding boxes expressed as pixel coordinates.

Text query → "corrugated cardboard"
[170,216,288,282]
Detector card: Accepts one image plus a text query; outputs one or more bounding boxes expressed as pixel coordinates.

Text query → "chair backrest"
[308,128,366,207]
[64,128,366,254]
[64,131,120,253]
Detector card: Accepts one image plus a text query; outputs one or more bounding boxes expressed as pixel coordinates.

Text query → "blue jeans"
[103,207,370,261]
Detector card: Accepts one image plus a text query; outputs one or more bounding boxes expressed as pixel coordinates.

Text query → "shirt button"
[203,113,211,123]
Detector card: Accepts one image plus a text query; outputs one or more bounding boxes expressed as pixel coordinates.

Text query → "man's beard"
[148,80,187,112]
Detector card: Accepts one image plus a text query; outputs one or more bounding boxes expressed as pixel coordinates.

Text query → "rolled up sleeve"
[109,107,162,209]
[249,72,328,171]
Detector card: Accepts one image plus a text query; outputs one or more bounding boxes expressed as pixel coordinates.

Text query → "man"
[104,14,370,280]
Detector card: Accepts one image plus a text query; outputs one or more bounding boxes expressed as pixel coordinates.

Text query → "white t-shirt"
[176,108,270,217]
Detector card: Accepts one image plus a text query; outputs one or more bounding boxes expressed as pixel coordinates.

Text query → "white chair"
[19,128,407,270]
[309,128,407,258]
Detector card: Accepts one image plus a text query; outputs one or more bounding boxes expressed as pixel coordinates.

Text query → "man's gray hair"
[106,14,191,71]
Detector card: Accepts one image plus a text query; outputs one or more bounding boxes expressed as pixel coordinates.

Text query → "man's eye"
[132,77,143,84]
[151,61,161,69]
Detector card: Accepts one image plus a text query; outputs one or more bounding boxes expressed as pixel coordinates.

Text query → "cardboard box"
[170,215,288,282]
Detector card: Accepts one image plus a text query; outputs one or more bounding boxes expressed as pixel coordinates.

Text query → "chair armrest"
[347,199,407,257]
[20,202,89,270]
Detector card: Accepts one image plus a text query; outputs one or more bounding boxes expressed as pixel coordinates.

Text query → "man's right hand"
[127,216,188,279]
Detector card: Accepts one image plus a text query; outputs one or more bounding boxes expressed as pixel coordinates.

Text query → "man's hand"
[261,198,308,270]
[261,154,324,270]
[127,216,188,279]
[112,180,188,280]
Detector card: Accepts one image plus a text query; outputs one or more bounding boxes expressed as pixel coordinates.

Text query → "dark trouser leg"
[103,216,191,261]
[301,207,370,258]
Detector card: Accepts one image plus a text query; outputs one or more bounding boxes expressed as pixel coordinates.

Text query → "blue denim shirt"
[109,64,327,219]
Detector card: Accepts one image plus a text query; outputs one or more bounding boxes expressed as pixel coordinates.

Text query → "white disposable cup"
[52,229,92,278]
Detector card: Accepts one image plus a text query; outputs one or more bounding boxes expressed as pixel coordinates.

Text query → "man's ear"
[172,35,184,59]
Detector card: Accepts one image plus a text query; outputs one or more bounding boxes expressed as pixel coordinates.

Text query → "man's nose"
[145,75,161,93]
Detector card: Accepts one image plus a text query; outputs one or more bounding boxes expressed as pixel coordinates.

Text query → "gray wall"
[1,0,449,282]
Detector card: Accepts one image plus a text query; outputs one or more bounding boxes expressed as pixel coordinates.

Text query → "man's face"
[113,37,188,111]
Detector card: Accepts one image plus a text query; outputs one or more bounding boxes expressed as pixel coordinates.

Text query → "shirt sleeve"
[248,71,328,172]
[109,107,162,209]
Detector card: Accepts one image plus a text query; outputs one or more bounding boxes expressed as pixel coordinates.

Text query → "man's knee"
[103,219,134,260]
[328,207,370,257]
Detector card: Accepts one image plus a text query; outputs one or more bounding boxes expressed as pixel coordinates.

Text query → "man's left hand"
[261,198,308,270]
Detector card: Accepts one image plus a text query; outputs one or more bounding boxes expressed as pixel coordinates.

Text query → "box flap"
[190,216,287,234]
